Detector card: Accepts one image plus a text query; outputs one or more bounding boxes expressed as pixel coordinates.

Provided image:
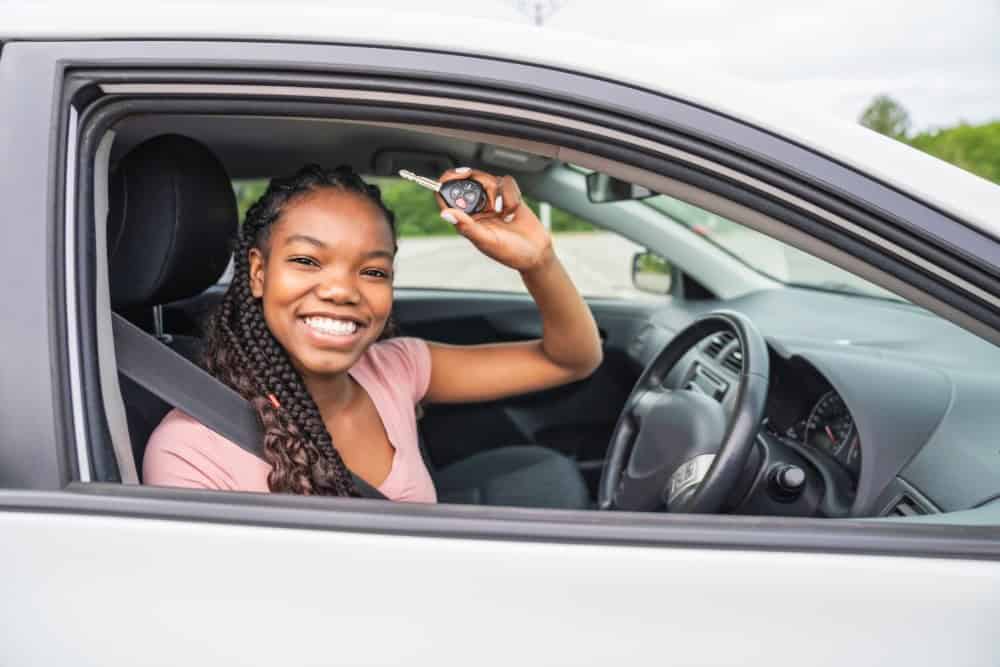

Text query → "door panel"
[3,508,999,667]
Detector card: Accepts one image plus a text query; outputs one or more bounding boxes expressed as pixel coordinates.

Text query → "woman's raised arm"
[423,169,603,404]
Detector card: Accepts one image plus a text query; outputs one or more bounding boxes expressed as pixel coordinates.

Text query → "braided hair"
[202,164,397,496]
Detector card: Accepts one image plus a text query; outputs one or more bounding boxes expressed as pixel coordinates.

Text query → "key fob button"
[442,179,484,213]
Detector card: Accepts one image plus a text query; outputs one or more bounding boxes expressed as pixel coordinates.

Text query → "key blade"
[398,170,441,192]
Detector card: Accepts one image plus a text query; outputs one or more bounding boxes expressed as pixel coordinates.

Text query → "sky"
[362,0,999,133]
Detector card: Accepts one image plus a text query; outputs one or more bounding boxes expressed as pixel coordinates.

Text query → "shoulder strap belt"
[112,313,386,499]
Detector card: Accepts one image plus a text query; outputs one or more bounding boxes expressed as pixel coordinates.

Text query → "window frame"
[14,38,997,560]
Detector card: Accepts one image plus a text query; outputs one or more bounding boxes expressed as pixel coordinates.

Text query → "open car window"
[88,90,1000,526]
[235,176,655,299]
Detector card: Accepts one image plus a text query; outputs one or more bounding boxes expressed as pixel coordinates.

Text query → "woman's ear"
[248,247,265,298]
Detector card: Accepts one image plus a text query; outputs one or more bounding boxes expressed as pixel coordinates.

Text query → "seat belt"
[112,313,386,500]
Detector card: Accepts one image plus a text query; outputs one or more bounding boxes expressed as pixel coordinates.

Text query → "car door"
[2,34,1000,667]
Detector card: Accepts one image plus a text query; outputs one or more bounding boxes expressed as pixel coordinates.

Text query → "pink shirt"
[143,337,437,503]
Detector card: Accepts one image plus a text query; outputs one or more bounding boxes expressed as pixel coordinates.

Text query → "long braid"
[202,164,397,496]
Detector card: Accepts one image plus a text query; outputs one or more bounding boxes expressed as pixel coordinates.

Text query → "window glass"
[643,194,905,302]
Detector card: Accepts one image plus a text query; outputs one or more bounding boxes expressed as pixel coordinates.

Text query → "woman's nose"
[314,272,361,304]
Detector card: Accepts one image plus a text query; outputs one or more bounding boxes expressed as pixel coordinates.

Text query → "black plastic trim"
[48,58,78,487]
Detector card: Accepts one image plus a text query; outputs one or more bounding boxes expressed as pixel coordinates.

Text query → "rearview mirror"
[632,251,673,294]
[586,172,654,203]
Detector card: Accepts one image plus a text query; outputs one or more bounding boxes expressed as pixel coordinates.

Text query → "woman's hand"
[423,167,603,406]
[436,168,553,273]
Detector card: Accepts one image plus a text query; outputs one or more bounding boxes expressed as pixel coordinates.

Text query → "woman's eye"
[289,256,319,267]
[363,268,391,279]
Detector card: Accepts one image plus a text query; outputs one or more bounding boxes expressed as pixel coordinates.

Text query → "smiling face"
[249,187,396,383]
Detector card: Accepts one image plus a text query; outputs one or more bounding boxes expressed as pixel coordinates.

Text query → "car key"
[398,169,488,214]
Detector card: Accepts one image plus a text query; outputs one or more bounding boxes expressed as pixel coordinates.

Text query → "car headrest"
[108,134,237,310]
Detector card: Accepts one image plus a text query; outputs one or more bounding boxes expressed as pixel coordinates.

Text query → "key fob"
[440,179,487,214]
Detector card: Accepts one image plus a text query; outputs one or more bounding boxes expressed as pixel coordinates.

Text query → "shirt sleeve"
[142,411,224,490]
[376,337,432,403]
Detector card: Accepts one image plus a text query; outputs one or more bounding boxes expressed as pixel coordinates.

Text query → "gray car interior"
[104,115,1000,519]
[108,133,590,508]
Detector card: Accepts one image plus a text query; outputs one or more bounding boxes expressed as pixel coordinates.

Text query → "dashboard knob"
[772,465,806,497]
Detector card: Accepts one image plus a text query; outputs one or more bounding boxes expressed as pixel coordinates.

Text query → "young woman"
[144,165,603,501]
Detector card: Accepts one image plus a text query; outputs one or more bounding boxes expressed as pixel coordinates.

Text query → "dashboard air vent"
[886,494,928,518]
[705,332,734,357]
[723,348,743,373]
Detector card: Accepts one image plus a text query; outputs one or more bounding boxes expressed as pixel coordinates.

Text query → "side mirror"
[586,172,654,203]
[632,251,673,294]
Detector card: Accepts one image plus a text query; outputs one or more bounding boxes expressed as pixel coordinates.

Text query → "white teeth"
[303,316,359,336]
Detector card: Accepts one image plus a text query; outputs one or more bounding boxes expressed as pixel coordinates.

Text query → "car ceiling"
[110,114,555,181]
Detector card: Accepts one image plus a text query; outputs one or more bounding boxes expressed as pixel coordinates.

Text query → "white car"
[3,4,1000,665]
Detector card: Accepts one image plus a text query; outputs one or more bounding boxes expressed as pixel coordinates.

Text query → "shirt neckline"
[346,363,401,493]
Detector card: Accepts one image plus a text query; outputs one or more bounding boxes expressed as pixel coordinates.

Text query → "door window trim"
[42,44,1000,558]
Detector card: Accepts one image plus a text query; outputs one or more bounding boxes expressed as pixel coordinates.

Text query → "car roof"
[6,1,1000,239]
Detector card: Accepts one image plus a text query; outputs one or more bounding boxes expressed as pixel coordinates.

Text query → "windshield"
[644,194,907,302]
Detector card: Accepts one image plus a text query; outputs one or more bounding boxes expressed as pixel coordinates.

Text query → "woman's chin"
[294,349,361,378]
[291,331,376,377]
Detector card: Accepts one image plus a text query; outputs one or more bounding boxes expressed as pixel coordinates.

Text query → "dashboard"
[668,328,864,514]
[626,287,1000,518]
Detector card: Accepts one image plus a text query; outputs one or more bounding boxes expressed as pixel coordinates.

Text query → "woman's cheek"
[370,283,394,329]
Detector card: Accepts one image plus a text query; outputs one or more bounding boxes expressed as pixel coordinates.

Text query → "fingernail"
[455,167,471,173]
[503,213,515,223]
[494,195,503,213]
[441,211,458,224]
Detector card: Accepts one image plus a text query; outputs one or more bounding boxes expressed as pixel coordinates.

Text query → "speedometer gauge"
[804,391,855,458]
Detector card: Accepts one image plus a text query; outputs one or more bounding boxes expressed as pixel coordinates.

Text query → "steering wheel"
[598,311,770,513]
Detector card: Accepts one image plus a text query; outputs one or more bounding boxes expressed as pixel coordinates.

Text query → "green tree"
[908,122,1000,185]
[858,96,1000,187]
[859,94,911,140]
[234,177,596,235]
[234,179,268,223]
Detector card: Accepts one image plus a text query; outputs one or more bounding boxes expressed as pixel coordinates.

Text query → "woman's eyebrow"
[284,233,326,248]
[285,235,394,260]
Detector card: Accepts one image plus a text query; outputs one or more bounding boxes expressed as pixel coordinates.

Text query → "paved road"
[395,232,659,300]
[395,230,896,301]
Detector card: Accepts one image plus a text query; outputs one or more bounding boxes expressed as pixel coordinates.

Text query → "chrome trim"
[152,304,165,339]
[99,82,999,310]
[64,106,91,482]
[666,454,716,508]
